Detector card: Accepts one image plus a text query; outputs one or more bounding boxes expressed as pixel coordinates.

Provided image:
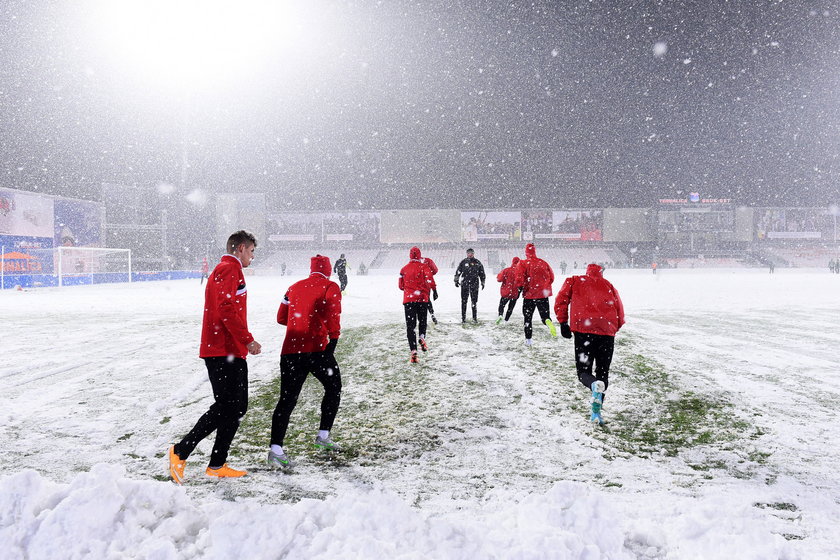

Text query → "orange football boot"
[205,464,247,478]
[168,446,186,485]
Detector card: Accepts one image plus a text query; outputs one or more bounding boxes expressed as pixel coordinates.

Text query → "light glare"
[93,0,305,88]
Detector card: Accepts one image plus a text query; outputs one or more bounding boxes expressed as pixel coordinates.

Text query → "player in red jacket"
[399,247,437,363]
[554,263,625,425]
[169,230,262,483]
[495,257,521,324]
[516,243,557,345]
[200,256,209,285]
[268,255,343,468]
[420,255,440,324]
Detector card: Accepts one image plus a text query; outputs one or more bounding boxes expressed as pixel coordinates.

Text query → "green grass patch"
[589,345,765,478]
[232,324,448,467]
[224,321,771,494]
[755,502,798,512]
[486,330,768,481]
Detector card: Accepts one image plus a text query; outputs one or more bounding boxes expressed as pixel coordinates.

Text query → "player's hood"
[310,254,332,277]
[409,246,422,260]
[511,257,520,267]
[586,263,603,277]
[525,243,536,258]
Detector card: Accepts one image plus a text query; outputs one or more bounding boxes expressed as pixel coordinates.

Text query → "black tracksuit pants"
[523,298,550,339]
[270,352,342,447]
[461,279,480,320]
[338,273,348,292]
[403,301,428,351]
[498,297,518,320]
[574,332,615,399]
[174,356,249,468]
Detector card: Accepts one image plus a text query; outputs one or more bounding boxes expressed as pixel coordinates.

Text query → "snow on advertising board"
[379,210,461,244]
[1,188,55,276]
[547,210,603,241]
[54,198,103,248]
[521,209,552,240]
[0,188,55,247]
[322,212,380,243]
[268,213,323,242]
[457,209,604,242]
[755,208,834,241]
[461,211,521,241]
[521,209,604,241]
[268,212,382,243]
[1,190,106,278]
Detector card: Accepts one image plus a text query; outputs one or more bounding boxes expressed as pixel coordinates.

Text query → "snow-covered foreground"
[2,268,839,559]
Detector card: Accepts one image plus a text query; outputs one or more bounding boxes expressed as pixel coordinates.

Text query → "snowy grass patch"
[226,318,777,507]
[4,272,839,557]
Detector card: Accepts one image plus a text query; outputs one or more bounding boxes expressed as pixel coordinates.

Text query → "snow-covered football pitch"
[2,268,839,559]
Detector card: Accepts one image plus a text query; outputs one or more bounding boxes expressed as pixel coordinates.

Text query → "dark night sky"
[2,0,840,210]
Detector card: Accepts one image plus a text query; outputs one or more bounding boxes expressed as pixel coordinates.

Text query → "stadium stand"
[663,257,747,269]
[254,249,381,275]
[760,246,840,268]
[258,245,628,275]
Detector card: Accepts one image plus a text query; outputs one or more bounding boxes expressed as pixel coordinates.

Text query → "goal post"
[54,247,132,286]
[1,246,136,288]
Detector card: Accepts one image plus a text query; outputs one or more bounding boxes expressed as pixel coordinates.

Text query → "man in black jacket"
[334,254,349,292]
[454,248,486,323]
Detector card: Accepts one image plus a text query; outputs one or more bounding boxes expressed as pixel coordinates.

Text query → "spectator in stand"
[168,230,262,483]
[495,257,521,324]
[554,263,625,425]
[268,254,343,468]
[400,247,437,363]
[454,248,485,323]
[516,243,557,345]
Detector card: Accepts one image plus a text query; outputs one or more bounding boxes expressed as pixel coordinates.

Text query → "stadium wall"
[1,270,201,290]
[734,207,754,242]
[602,208,654,242]
[379,209,462,243]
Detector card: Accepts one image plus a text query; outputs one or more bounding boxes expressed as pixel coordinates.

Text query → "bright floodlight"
[92,0,304,88]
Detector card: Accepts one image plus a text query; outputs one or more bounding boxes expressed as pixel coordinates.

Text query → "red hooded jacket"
[421,256,438,276]
[277,255,342,354]
[200,254,255,359]
[399,247,437,304]
[554,263,625,337]
[496,257,521,299]
[516,244,555,300]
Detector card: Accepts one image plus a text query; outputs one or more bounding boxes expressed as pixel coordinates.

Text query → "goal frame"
[54,246,133,287]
